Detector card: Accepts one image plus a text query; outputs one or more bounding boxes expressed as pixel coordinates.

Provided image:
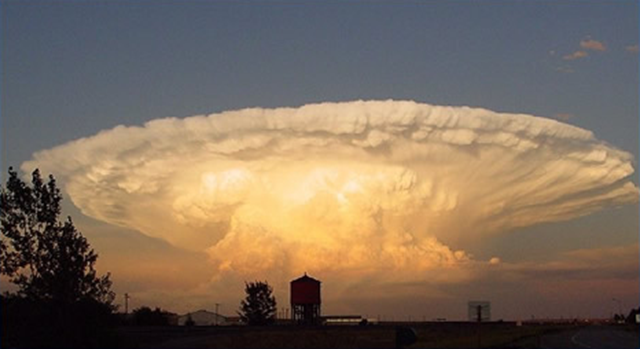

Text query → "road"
[540,325,639,349]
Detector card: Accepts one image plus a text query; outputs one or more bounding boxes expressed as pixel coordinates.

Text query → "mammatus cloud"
[563,50,588,61]
[23,100,638,290]
[580,38,606,52]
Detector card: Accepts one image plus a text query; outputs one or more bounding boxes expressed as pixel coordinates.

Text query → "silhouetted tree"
[131,306,175,326]
[185,314,195,327]
[238,281,277,326]
[1,167,117,348]
[1,294,117,348]
[0,167,114,305]
[626,307,639,324]
[614,313,625,323]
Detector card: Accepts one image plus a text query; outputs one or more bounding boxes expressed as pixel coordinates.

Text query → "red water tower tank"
[290,273,321,324]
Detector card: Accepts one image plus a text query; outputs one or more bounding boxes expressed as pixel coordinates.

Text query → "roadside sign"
[468,301,491,322]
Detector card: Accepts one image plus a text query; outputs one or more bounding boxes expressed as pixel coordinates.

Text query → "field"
[115,322,589,349]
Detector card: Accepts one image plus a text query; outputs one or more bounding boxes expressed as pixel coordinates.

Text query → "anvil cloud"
[23,100,638,286]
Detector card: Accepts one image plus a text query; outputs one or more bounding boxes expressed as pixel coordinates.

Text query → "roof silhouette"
[291,272,321,284]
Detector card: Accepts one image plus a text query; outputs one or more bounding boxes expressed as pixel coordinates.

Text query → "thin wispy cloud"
[625,44,639,53]
[554,113,575,121]
[555,66,575,74]
[504,244,639,282]
[559,37,606,62]
[563,50,588,61]
[580,38,606,51]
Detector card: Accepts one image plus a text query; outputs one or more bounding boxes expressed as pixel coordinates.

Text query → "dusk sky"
[1,1,638,321]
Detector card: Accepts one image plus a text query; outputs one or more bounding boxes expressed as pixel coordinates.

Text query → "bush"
[1,294,120,348]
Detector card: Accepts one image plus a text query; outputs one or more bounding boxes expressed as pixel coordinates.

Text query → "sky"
[1,1,638,321]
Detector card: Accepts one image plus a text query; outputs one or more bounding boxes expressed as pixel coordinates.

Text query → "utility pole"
[215,303,220,325]
[124,293,130,314]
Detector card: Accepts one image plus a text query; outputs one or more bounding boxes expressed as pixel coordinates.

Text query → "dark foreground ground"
[116,322,639,349]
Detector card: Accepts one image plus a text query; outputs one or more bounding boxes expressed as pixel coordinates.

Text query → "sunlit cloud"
[563,50,588,60]
[580,38,606,51]
[116,242,639,317]
[22,100,638,293]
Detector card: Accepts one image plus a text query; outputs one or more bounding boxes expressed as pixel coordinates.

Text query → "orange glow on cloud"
[22,101,638,296]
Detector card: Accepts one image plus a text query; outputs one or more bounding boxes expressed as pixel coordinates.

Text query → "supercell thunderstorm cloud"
[23,100,638,289]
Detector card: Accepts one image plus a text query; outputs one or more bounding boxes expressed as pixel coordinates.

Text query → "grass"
[117,322,582,349]
[409,323,572,349]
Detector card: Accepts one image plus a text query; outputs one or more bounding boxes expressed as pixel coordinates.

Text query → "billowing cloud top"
[23,100,638,284]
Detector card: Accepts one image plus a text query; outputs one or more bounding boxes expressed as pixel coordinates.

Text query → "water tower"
[290,273,321,325]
